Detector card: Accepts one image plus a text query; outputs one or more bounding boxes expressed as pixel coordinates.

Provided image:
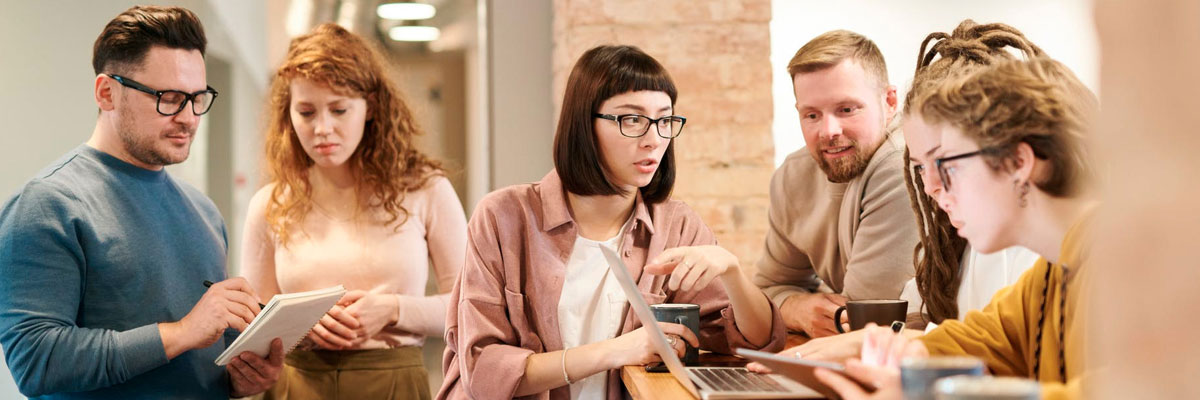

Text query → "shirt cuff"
[468,344,535,399]
[713,298,787,354]
[113,324,169,379]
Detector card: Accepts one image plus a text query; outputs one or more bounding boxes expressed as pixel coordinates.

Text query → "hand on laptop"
[604,321,699,367]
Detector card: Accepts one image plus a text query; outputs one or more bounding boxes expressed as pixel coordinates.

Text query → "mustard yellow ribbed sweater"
[919,212,1092,400]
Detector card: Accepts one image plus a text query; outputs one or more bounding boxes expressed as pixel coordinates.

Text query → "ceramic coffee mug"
[650,303,700,364]
[834,299,908,333]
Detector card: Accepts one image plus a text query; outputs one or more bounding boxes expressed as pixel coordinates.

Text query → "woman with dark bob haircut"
[437,45,785,399]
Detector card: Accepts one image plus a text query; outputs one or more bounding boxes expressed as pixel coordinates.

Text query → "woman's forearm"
[392,293,450,337]
[514,340,616,397]
[722,269,775,347]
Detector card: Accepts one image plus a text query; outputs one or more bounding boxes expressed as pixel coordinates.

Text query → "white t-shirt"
[900,246,1041,331]
[557,233,628,400]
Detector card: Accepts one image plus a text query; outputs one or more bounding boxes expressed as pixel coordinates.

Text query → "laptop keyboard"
[691,367,787,393]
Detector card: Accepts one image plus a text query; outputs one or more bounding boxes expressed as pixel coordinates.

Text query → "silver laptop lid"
[599,244,701,398]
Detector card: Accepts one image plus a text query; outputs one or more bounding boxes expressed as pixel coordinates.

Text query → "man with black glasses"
[0,6,281,399]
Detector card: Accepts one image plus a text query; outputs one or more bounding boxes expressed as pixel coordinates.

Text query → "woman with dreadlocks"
[816,36,1099,400]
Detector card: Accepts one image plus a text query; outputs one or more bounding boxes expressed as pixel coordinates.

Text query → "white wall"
[0,1,267,398]
[770,0,1100,165]
[485,0,554,191]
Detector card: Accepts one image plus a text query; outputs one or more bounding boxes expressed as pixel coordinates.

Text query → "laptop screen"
[599,245,701,398]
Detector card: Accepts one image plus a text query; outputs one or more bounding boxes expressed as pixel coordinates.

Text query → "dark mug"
[650,303,700,364]
[834,299,908,333]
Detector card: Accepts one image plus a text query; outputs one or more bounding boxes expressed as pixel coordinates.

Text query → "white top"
[558,233,628,400]
[900,246,1040,331]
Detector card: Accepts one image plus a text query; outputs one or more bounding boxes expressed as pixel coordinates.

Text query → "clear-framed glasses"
[108,74,218,116]
[594,113,687,139]
[934,147,1002,192]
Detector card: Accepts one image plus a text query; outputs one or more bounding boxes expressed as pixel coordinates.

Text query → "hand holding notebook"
[215,285,347,365]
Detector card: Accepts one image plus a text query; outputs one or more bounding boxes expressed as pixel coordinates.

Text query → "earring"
[1018,181,1030,208]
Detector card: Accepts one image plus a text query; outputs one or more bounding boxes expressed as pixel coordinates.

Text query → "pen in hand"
[203,280,267,309]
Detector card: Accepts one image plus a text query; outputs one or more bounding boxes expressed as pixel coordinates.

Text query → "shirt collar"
[537,170,656,235]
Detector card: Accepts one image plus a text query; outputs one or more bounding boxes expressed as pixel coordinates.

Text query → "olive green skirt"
[261,347,430,400]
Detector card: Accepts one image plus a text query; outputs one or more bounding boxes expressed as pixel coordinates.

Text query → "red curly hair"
[263,23,441,245]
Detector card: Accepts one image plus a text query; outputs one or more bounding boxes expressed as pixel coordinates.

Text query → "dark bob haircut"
[553,45,678,204]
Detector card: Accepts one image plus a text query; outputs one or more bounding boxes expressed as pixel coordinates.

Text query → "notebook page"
[215,285,346,365]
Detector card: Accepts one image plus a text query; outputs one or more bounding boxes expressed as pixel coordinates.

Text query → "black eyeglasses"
[108,74,218,116]
[594,113,687,139]
[934,147,1002,192]
[911,163,930,183]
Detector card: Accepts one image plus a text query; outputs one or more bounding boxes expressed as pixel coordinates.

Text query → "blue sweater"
[0,146,233,399]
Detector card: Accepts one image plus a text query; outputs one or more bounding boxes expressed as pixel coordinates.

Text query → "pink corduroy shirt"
[437,171,786,400]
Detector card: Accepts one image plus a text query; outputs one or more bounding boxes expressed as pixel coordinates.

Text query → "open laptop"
[600,245,823,399]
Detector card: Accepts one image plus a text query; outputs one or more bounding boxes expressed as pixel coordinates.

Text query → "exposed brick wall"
[552,0,775,277]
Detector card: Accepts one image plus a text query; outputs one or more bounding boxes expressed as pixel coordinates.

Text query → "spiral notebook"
[214,285,346,365]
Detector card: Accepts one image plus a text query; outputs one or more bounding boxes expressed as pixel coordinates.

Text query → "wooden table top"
[621,334,813,399]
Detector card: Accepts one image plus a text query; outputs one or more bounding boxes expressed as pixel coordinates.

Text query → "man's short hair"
[787,30,888,88]
[92,5,207,75]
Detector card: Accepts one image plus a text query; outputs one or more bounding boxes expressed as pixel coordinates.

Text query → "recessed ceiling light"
[377,3,436,20]
[388,26,440,42]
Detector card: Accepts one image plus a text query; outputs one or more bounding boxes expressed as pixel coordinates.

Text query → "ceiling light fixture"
[388,26,440,42]
[377,3,436,20]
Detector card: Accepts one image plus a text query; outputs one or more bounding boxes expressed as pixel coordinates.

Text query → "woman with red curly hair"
[240,23,466,400]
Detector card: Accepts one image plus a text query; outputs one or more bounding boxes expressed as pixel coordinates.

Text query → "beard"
[814,135,886,183]
[116,111,194,167]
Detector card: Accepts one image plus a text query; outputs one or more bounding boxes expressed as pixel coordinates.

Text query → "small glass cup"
[933,375,1041,400]
[900,356,986,400]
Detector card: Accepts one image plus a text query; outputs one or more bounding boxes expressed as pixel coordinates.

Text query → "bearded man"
[753,30,920,338]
